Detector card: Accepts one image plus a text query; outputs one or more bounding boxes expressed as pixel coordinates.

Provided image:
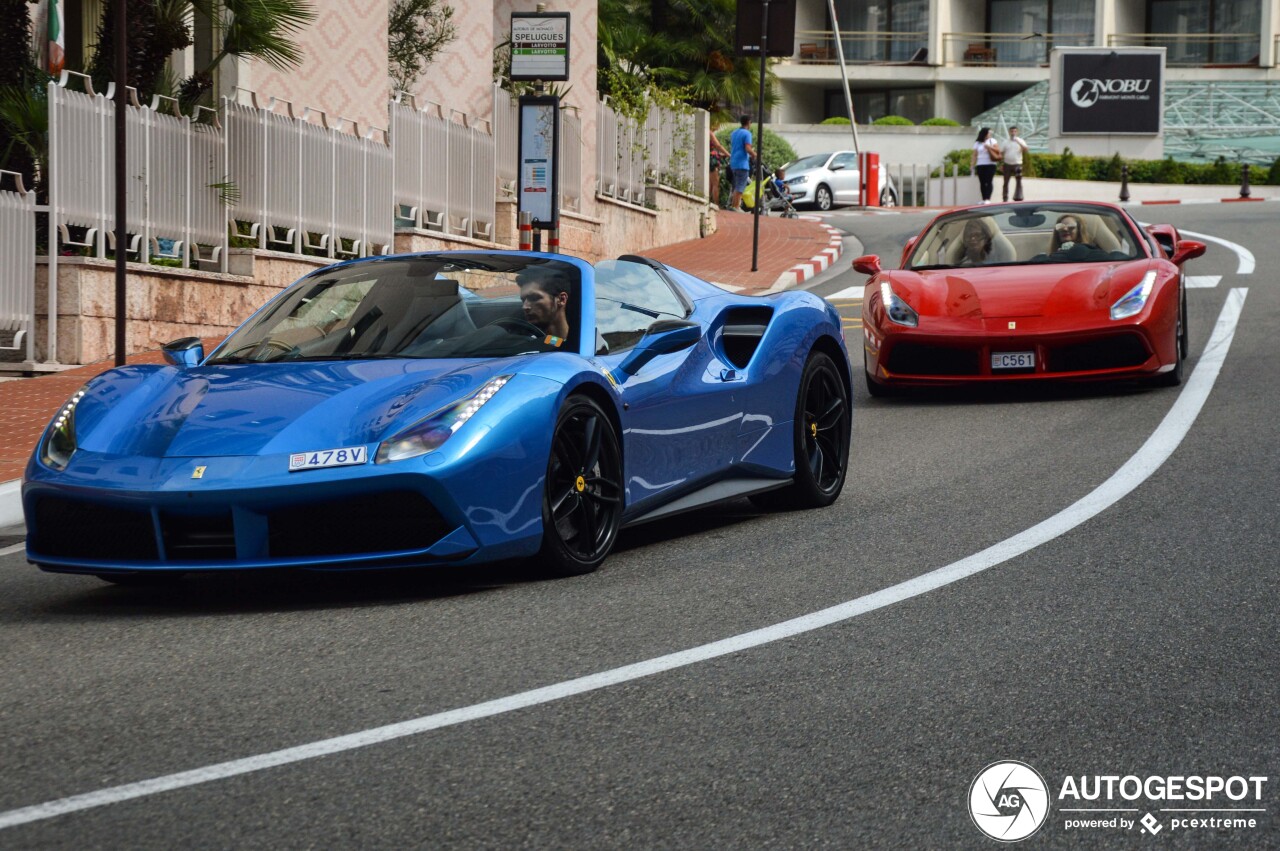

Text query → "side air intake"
[719,307,773,369]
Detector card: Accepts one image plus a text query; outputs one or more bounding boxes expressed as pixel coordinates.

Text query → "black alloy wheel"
[1152,285,1186,387]
[538,396,624,576]
[814,184,834,212]
[752,351,851,509]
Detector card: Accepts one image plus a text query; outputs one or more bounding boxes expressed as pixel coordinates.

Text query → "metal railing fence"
[48,73,226,267]
[792,29,929,64]
[942,32,1092,67]
[598,98,708,205]
[1108,32,1261,67]
[559,107,583,212]
[390,95,495,241]
[225,91,393,256]
[0,172,35,360]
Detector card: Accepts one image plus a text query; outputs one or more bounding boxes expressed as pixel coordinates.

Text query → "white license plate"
[289,446,367,471]
[991,351,1035,370]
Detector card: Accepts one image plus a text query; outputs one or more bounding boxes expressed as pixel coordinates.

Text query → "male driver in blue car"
[518,266,571,348]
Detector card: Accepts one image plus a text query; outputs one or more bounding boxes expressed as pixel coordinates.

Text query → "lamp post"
[113,0,127,366]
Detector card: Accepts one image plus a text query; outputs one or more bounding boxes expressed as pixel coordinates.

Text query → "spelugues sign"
[1062,52,1163,135]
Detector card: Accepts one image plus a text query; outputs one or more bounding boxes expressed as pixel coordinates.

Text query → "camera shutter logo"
[1071,79,1101,108]
[969,761,1050,842]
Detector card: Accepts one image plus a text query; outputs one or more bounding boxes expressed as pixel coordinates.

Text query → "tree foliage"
[88,0,316,108]
[598,0,777,120]
[0,0,36,183]
[388,0,456,93]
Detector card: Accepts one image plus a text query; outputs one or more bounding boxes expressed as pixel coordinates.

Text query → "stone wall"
[33,254,328,365]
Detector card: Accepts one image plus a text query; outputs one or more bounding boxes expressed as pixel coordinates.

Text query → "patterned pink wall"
[409,2,493,122]
[240,0,393,134]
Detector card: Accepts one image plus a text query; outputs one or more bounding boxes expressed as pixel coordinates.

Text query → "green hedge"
[820,116,851,125]
[873,115,914,126]
[935,148,1280,185]
[920,117,961,127]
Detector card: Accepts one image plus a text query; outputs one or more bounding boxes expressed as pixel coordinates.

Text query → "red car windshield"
[907,206,1145,271]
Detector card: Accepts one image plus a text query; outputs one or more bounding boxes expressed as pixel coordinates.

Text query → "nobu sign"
[1062,52,1163,135]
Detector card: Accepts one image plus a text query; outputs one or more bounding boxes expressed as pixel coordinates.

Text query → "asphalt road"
[1,203,1277,848]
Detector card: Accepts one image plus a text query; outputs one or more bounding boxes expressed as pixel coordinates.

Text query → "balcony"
[793,30,929,65]
[1108,33,1261,68]
[942,32,1092,68]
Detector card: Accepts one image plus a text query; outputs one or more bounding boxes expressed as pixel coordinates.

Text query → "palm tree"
[86,0,316,108]
[0,0,36,185]
[598,0,777,121]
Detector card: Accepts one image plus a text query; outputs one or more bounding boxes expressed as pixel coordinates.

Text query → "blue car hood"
[76,358,528,458]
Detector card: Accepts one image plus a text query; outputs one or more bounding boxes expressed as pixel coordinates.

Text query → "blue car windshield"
[208,255,581,363]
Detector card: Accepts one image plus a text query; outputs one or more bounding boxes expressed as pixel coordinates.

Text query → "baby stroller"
[741,165,799,218]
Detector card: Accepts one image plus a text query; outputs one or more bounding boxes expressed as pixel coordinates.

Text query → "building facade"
[776,0,1280,124]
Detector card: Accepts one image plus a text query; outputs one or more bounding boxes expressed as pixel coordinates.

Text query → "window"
[829,87,933,124]
[1150,0,1260,65]
[988,0,1094,65]
[593,260,689,354]
[829,0,928,62]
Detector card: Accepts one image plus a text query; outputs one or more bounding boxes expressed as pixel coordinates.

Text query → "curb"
[1135,197,1273,205]
[768,219,844,292]
[0,480,22,529]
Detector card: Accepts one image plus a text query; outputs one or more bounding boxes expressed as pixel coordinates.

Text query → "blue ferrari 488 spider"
[23,251,852,581]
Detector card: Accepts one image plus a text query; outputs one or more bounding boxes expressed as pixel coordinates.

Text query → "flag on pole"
[48,0,66,75]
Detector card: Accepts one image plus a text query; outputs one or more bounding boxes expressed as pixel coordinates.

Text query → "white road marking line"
[0,289,1250,832]
[0,543,24,558]
[826,285,865,300]
[1186,275,1221,289]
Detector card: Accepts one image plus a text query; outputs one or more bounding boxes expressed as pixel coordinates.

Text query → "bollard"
[548,221,560,253]
[1013,164,1024,202]
[1119,164,1131,203]
[1240,164,1251,199]
[518,211,533,251]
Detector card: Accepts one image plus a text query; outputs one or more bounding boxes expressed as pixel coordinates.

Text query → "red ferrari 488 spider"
[854,201,1205,394]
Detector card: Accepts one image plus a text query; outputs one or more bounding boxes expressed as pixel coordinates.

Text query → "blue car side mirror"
[617,320,702,376]
[162,337,204,368]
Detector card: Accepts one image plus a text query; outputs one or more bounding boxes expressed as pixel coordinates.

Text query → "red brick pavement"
[0,216,830,486]
[645,211,832,292]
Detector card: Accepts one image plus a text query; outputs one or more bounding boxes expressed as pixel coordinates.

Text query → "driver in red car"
[518,267,571,348]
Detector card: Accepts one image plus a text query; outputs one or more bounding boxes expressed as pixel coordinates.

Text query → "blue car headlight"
[375,375,512,464]
[41,386,88,471]
[880,281,919,327]
[1110,270,1158,320]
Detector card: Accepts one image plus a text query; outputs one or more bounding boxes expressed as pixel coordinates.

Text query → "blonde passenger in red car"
[959,219,994,266]
[1049,215,1092,253]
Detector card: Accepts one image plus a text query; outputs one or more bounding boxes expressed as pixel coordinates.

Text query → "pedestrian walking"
[999,126,1029,202]
[728,115,756,211]
[709,123,731,207]
[971,127,1001,204]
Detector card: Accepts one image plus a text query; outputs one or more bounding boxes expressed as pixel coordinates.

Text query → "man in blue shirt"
[728,115,756,210]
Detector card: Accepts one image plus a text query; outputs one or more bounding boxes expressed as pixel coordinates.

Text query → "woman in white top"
[970,127,1001,204]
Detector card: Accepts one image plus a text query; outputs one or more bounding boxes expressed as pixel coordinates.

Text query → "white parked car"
[781,151,898,211]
